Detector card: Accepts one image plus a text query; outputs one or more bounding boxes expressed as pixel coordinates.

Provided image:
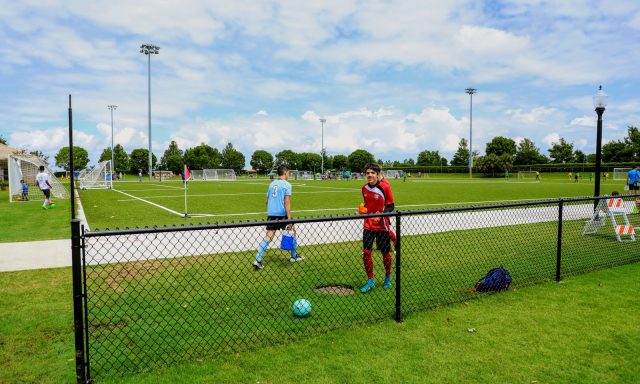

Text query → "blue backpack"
[475,266,512,292]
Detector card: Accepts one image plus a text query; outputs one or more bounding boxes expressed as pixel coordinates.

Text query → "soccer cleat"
[290,255,305,263]
[360,278,376,293]
[383,275,392,289]
[42,205,48,210]
[252,261,264,270]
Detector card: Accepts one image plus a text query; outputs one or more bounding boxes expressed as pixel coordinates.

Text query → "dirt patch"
[102,260,164,292]
[315,284,355,295]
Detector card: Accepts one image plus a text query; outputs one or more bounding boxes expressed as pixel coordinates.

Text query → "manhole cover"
[315,284,355,295]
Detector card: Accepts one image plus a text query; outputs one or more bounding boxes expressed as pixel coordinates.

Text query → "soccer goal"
[8,154,70,202]
[383,170,402,179]
[79,161,113,190]
[517,171,540,181]
[202,169,237,181]
[613,168,632,181]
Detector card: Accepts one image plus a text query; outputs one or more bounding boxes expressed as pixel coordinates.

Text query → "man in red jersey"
[358,163,395,293]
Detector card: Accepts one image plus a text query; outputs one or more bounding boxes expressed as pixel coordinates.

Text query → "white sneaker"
[252,261,264,270]
[290,255,305,263]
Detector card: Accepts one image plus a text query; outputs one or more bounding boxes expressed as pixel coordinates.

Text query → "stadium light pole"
[319,117,326,177]
[140,43,160,180]
[465,88,477,179]
[593,85,607,203]
[108,105,117,180]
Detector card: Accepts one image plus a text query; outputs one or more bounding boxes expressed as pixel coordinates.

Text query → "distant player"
[535,171,540,182]
[21,179,29,201]
[35,166,52,209]
[253,165,303,270]
[358,163,395,293]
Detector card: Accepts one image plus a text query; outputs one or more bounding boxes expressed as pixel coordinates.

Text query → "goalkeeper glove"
[358,203,368,214]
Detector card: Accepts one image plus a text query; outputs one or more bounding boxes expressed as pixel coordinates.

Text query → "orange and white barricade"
[582,198,635,242]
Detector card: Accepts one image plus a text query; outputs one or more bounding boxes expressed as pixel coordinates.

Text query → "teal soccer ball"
[292,299,312,318]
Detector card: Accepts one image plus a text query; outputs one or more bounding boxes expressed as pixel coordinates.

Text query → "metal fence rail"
[71,195,640,382]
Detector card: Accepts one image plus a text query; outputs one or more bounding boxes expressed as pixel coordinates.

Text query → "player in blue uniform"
[253,165,303,269]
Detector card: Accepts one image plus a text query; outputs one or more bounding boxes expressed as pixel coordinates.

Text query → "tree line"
[5,126,639,174]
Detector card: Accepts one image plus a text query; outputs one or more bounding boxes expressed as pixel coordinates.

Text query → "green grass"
[1,262,638,383]
[0,189,71,242]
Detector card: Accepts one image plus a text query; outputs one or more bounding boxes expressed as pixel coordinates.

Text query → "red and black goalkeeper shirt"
[361,180,394,231]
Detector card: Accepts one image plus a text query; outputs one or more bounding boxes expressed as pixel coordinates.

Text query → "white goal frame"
[79,161,113,190]
[8,154,70,202]
[613,168,632,181]
[190,169,237,181]
[384,170,402,179]
[517,171,539,180]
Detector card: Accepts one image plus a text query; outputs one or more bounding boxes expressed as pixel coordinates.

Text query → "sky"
[1,0,639,170]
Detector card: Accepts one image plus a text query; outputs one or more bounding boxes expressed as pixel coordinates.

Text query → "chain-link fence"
[71,195,640,383]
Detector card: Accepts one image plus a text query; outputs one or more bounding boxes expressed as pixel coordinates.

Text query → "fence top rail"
[84,194,640,237]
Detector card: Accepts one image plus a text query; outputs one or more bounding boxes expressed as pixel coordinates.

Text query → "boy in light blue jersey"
[253,165,303,269]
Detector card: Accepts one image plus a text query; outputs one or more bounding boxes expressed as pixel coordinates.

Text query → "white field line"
[113,189,185,217]
[115,189,356,201]
[85,202,609,265]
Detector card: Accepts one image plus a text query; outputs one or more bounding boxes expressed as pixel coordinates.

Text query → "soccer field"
[78,174,617,230]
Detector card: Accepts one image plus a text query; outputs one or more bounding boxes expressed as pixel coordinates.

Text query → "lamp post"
[140,43,160,180]
[319,117,326,177]
[593,85,607,204]
[465,88,477,179]
[107,105,117,180]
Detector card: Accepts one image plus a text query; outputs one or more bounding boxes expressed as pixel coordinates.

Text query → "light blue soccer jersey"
[627,169,640,184]
[267,179,292,216]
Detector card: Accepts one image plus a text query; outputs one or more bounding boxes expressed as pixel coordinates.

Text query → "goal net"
[289,170,314,180]
[517,171,539,181]
[79,161,113,190]
[613,168,632,181]
[384,170,402,179]
[202,169,237,180]
[8,154,70,202]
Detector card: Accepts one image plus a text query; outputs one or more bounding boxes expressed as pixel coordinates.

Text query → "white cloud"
[543,133,561,147]
[570,116,595,127]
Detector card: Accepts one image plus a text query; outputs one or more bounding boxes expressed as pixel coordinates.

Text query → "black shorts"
[363,229,391,253]
[266,216,288,231]
[41,188,51,198]
[629,184,639,191]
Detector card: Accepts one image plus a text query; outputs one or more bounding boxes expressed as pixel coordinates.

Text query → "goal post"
[190,169,237,181]
[79,161,113,190]
[613,168,632,181]
[8,154,70,202]
[517,171,540,181]
[384,170,402,179]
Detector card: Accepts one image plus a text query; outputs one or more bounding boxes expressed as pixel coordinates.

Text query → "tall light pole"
[593,85,607,204]
[319,117,326,177]
[465,88,477,179]
[107,105,117,180]
[140,43,160,180]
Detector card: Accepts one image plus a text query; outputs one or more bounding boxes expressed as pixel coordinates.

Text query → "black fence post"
[555,200,564,282]
[71,218,87,383]
[394,212,402,323]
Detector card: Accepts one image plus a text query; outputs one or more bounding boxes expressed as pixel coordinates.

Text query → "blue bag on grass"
[475,266,512,292]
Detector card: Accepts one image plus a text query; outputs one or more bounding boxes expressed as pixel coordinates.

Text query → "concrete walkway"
[0,239,71,272]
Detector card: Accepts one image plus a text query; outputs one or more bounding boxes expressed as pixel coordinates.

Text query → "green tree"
[54,146,90,171]
[623,126,640,160]
[348,149,375,172]
[548,138,574,163]
[99,148,112,164]
[160,141,184,174]
[275,150,300,169]
[332,154,348,170]
[475,153,513,176]
[113,144,129,173]
[602,140,631,162]
[451,138,469,166]
[221,143,245,172]
[184,143,221,170]
[0,135,7,145]
[485,136,517,157]
[250,150,273,173]
[298,152,322,171]
[417,150,446,166]
[129,148,157,173]
[573,150,586,164]
[514,138,547,165]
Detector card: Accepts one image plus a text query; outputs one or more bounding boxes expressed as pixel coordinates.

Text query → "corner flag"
[184,164,191,181]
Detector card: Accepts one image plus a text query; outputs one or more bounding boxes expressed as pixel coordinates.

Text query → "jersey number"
[271,186,279,197]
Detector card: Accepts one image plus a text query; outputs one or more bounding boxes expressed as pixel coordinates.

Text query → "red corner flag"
[183,164,191,181]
